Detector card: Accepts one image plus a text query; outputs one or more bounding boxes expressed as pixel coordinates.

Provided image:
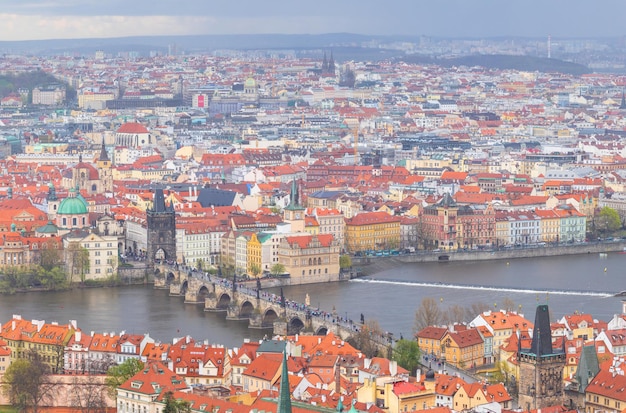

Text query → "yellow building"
[416,326,448,359]
[358,378,436,413]
[345,211,401,253]
[441,329,485,370]
[536,209,561,243]
[247,233,263,276]
[0,315,75,373]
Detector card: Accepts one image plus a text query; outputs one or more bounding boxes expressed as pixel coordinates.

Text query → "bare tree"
[350,320,386,358]
[71,375,108,413]
[468,302,490,320]
[414,297,443,332]
[443,304,467,325]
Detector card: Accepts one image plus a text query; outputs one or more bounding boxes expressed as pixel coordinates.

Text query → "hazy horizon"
[2,0,626,42]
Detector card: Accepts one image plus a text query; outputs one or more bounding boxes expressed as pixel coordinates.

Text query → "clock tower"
[518,305,565,411]
[283,179,305,233]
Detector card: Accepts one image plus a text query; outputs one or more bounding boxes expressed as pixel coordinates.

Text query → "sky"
[2,0,626,41]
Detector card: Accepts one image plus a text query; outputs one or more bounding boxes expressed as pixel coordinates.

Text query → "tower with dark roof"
[283,179,305,232]
[518,305,565,411]
[620,88,626,110]
[96,136,113,192]
[146,189,177,267]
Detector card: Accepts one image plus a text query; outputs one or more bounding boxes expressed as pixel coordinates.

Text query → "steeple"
[620,88,626,110]
[322,52,328,73]
[98,136,110,163]
[328,50,336,74]
[277,350,292,413]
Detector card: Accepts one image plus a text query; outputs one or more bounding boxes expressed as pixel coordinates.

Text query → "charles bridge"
[153,263,386,347]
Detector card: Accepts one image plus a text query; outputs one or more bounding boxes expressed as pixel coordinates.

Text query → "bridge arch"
[287,316,305,335]
[240,300,255,318]
[180,280,188,296]
[197,285,210,302]
[315,326,329,336]
[166,271,175,285]
[216,292,232,310]
[262,308,279,328]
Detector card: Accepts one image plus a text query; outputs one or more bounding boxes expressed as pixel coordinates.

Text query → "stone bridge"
[153,264,377,344]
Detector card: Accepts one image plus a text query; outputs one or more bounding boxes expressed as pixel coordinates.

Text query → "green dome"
[36,221,59,234]
[57,190,88,215]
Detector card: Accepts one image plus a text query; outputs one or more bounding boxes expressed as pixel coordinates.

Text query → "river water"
[0,252,623,347]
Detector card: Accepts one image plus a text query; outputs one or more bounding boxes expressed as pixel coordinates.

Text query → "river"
[0,252,623,348]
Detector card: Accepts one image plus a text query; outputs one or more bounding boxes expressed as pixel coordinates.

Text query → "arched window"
[72,218,77,226]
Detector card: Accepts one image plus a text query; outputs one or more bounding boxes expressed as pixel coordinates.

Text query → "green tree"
[2,351,56,413]
[162,391,191,413]
[105,358,144,397]
[339,255,352,270]
[40,246,62,271]
[270,263,285,278]
[249,263,262,278]
[596,207,621,237]
[195,259,204,271]
[392,339,421,377]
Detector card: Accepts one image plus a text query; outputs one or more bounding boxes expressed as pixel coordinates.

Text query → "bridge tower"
[146,188,177,268]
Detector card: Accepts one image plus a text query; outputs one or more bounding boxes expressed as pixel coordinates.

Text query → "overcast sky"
[2,0,626,41]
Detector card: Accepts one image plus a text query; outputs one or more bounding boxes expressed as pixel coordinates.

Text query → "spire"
[153,188,167,213]
[620,88,626,110]
[99,136,110,162]
[277,350,292,413]
[328,50,336,74]
[322,52,328,73]
[528,304,555,357]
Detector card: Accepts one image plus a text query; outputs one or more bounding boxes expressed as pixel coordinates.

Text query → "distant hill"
[399,54,590,75]
[0,70,75,100]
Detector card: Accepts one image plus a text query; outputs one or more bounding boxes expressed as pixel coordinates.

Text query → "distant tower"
[620,88,626,110]
[322,52,329,73]
[518,305,565,411]
[146,189,177,267]
[97,136,113,192]
[283,180,305,233]
[328,50,336,74]
[547,35,552,59]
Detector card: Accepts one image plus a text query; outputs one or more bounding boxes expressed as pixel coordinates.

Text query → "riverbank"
[353,241,626,276]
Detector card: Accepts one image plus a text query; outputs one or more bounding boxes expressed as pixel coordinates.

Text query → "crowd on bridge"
[159,261,394,345]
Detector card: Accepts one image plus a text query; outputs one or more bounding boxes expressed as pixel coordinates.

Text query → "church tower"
[96,136,113,192]
[518,305,565,411]
[146,189,177,267]
[283,180,305,233]
[277,350,292,413]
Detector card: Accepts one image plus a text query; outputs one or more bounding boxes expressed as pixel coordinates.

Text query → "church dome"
[57,188,88,215]
[244,77,257,88]
[116,122,149,134]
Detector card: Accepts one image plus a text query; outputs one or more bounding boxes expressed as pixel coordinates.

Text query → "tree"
[270,263,285,278]
[195,259,204,271]
[596,206,621,237]
[67,242,90,283]
[105,358,144,397]
[40,246,62,271]
[70,375,108,413]
[339,255,352,270]
[349,320,385,358]
[2,351,56,413]
[392,339,421,376]
[414,297,443,333]
[249,263,262,278]
[162,391,191,413]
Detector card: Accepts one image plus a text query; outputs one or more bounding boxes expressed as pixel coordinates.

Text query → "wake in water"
[351,278,613,298]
